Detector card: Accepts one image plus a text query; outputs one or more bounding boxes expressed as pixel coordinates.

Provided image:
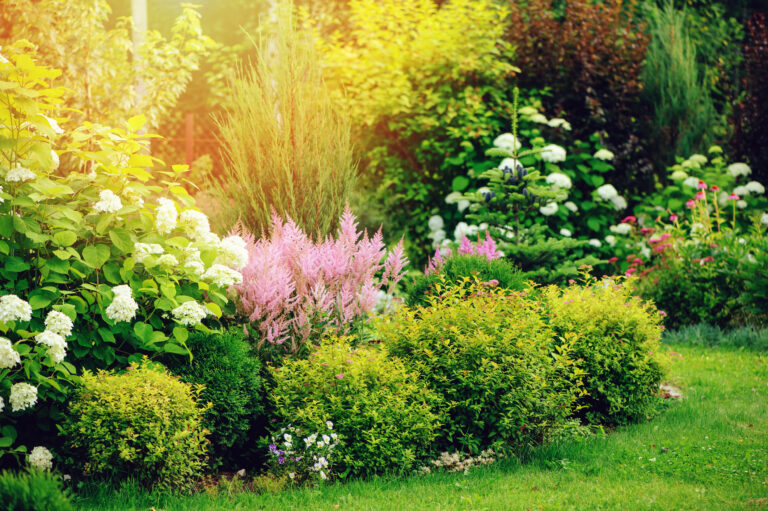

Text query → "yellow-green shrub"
[269,337,442,478]
[60,362,210,490]
[542,278,665,425]
[376,279,582,454]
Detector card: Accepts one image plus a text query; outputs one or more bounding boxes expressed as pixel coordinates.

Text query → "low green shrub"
[542,278,665,425]
[377,279,581,454]
[0,469,73,511]
[161,330,266,471]
[60,362,210,491]
[269,337,442,478]
[405,254,526,306]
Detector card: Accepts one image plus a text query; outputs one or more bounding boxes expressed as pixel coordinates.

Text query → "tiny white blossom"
[610,223,632,235]
[10,382,37,412]
[539,202,558,216]
[28,446,53,471]
[737,200,747,209]
[326,421,333,430]
[0,295,32,322]
[559,228,572,237]
[0,396,3,412]
[596,184,619,201]
[319,470,327,480]
[745,181,765,195]
[44,310,74,337]
[529,113,549,124]
[761,212,768,226]
[171,301,209,327]
[289,472,295,479]
[588,239,602,247]
[5,165,36,183]
[0,337,21,369]
[540,144,567,163]
[727,162,751,178]
[322,434,331,444]
[564,201,578,213]
[547,118,571,130]
[605,235,617,247]
[593,149,614,161]
[155,198,178,235]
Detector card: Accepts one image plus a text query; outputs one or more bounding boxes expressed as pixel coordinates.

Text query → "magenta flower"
[697,180,707,190]
[669,214,678,222]
[695,191,706,200]
[686,199,696,209]
[625,268,637,276]
[335,373,344,379]
[728,193,739,200]
[621,216,637,224]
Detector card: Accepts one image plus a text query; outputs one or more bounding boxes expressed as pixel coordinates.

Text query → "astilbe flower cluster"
[424,231,502,276]
[233,208,408,353]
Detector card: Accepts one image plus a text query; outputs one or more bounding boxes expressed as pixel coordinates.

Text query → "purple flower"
[269,444,278,453]
[278,456,285,464]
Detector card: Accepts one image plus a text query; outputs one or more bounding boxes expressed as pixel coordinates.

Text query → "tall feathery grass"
[209,1,356,238]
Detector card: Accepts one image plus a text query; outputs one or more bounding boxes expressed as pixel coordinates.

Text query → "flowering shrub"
[60,361,211,491]
[269,337,442,478]
[0,41,243,466]
[376,278,581,454]
[234,208,407,355]
[266,422,339,485]
[542,276,665,425]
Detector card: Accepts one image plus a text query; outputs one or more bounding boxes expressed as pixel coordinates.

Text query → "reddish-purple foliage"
[425,231,502,275]
[234,207,408,353]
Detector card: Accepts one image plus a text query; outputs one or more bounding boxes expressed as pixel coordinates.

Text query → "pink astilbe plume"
[427,232,502,274]
[232,206,408,353]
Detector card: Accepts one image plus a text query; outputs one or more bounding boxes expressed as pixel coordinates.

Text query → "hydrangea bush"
[0,42,244,464]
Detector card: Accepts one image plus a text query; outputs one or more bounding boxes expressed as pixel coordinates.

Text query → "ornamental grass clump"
[233,208,407,355]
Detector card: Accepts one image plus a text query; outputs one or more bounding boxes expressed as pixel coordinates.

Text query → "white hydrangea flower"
[445,191,462,204]
[559,228,572,237]
[0,295,32,323]
[518,106,538,116]
[682,176,700,188]
[596,184,619,201]
[179,209,211,240]
[155,198,178,235]
[737,200,747,209]
[746,181,765,194]
[733,185,749,197]
[10,382,37,412]
[35,330,66,349]
[199,231,221,246]
[540,144,567,163]
[529,113,548,124]
[499,158,522,174]
[727,162,751,178]
[539,202,558,216]
[182,247,206,277]
[428,215,444,232]
[215,235,250,270]
[428,229,446,244]
[669,170,689,181]
[493,133,522,153]
[593,149,614,161]
[545,172,572,190]
[0,337,21,369]
[640,245,652,260]
[94,189,123,213]
[105,285,138,323]
[134,243,164,263]
[28,446,53,471]
[588,239,602,247]
[44,310,74,338]
[610,223,632,235]
[564,201,578,213]
[454,222,473,241]
[605,235,617,247]
[171,301,209,326]
[761,212,768,226]
[547,118,571,130]
[47,343,66,364]
[202,264,243,288]
[689,154,708,165]
[610,195,628,211]
[157,254,179,267]
[5,165,36,183]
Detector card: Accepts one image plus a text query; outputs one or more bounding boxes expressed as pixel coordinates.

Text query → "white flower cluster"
[560,228,572,237]
[182,247,206,277]
[610,223,633,235]
[44,310,73,337]
[420,449,501,475]
[202,264,243,288]
[445,191,470,213]
[595,184,628,211]
[134,242,164,263]
[179,209,211,240]
[93,189,123,213]
[155,198,178,235]
[215,235,249,270]
[5,165,36,183]
[493,133,522,153]
[727,162,751,178]
[545,172,572,190]
[539,202,558,216]
[105,285,139,323]
[548,118,572,130]
[0,295,32,323]
[0,337,21,369]
[35,330,67,364]
[670,170,688,181]
[564,201,578,213]
[157,254,179,267]
[589,239,602,247]
[682,176,700,188]
[9,382,37,412]
[745,181,765,195]
[605,234,617,246]
[593,149,614,161]
[171,301,209,327]
[427,215,446,245]
[540,144,567,163]
[762,212,768,226]
[28,446,53,471]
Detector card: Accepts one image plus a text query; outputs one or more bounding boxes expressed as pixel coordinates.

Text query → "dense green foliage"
[543,279,665,425]
[405,255,526,306]
[0,470,74,511]
[269,338,442,478]
[378,279,581,454]
[60,362,210,491]
[161,330,266,471]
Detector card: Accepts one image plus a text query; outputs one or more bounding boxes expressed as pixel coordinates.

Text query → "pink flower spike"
[632,258,643,265]
[458,235,475,256]
[686,200,696,209]
[669,214,678,222]
[335,373,344,379]
[728,193,739,200]
[695,191,706,200]
[697,180,708,190]
[625,267,637,276]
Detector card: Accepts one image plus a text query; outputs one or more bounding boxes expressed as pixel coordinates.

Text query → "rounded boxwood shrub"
[162,329,266,471]
[377,279,580,454]
[269,337,443,478]
[60,361,210,491]
[542,278,665,425]
[0,470,73,511]
[405,255,526,307]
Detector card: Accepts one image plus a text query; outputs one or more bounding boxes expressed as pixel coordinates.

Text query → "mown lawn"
[76,341,768,511]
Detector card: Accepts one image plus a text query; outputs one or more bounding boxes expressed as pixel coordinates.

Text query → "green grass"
[75,343,768,510]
